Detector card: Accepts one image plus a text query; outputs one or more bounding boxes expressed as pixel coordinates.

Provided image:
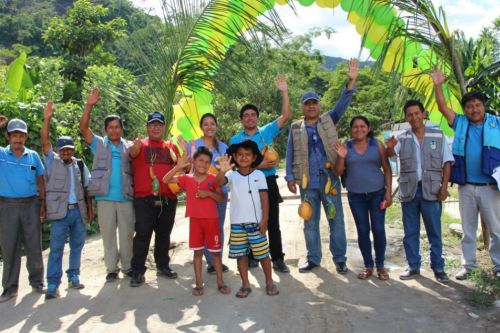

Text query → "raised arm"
[346,58,359,91]
[0,115,7,129]
[276,74,291,129]
[129,134,142,159]
[41,101,54,156]
[215,154,234,186]
[332,141,347,177]
[162,154,189,184]
[79,88,101,145]
[329,59,359,124]
[430,68,456,126]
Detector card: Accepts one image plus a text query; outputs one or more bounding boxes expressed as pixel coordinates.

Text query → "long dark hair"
[350,115,374,138]
[200,113,220,153]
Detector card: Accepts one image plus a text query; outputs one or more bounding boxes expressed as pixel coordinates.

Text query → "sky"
[131,0,500,59]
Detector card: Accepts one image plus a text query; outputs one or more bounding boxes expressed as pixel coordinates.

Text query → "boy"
[216,140,279,298]
[163,147,230,296]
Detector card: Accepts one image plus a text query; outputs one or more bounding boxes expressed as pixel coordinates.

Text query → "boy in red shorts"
[163,147,230,296]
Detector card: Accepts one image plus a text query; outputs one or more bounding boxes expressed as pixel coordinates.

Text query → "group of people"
[0,60,498,303]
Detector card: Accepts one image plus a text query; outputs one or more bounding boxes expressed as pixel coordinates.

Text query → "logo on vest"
[430,140,437,150]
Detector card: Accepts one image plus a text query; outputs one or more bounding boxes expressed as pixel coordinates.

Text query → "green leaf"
[5,52,33,100]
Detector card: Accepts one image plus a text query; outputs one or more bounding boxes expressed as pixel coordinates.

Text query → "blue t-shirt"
[461,122,495,183]
[0,145,45,198]
[90,135,131,202]
[229,119,281,177]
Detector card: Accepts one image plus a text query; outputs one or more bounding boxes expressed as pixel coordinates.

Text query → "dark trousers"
[266,175,284,261]
[0,200,44,291]
[131,196,177,274]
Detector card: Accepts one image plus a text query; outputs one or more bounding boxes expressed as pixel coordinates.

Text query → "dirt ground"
[0,172,499,333]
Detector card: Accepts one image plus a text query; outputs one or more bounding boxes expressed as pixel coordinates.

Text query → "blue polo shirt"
[229,119,281,177]
[90,135,131,202]
[0,146,45,198]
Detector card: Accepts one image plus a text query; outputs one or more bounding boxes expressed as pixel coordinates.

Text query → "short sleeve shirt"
[0,146,44,198]
[229,120,280,177]
[226,169,268,224]
[177,173,219,218]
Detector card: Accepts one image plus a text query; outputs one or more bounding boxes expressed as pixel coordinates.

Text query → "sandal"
[357,267,374,280]
[217,284,231,295]
[235,287,252,298]
[192,286,204,296]
[266,283,279,296]
[377,268,390,281]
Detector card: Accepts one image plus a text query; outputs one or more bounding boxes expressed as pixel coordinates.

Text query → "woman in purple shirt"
[333,116,392,280]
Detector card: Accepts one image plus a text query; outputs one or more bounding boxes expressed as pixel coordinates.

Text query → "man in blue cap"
[0,115,46,303]
[285,59,358,273]
[41,101,93,299]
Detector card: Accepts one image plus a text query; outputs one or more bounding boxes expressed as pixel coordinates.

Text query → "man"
[431,68,500,279]
[80,88,135,282]
[42,101,93,299]
[386,100,453,283]
[0,115,45,303]
[229,74,291,273]
[286,59,358,274]
[128,111,180,287]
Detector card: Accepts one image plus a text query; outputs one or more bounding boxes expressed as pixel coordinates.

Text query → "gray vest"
[398,128,445,202]
[290,112,338,187]
[87,136,134,199]
[45,155,88,222]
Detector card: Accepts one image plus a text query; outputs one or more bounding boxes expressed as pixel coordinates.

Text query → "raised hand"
[44,101,54,120]
[218,154,234,173]
[0,115,8,128]
[177,135,188,154]
[430,68,446,86]
[133,133,142,149]
[87,88,100,107]
[385,136,398,149]
[333,141,347,159]
[276,74,288,93]
[176,153,190,169]
[346,58,359,81]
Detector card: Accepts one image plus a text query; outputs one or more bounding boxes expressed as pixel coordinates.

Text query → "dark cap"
[7,119,28,133]
[147,111,165,125]
[226,140,263,168]
[56,136,75,150]
[301,92,320,104]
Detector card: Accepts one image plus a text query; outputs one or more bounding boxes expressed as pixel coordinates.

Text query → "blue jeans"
[46,208,86,286]
[348,188,387,268]
[300,173,346,265]
[402,185,444,271]
[204,192,227,265]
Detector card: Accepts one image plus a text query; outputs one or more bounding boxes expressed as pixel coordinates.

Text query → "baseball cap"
[56,136,75,150]
[147,112,165,125]
[7,119,28,133]
[226,140,264,168]
[301,92,320,104]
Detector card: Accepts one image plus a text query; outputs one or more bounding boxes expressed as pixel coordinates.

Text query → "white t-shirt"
[226,169,268,224]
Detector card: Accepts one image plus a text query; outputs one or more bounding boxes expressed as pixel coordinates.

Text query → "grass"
[468,268,500,308]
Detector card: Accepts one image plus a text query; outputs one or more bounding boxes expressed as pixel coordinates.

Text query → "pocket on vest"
[46,194,65,216]
[430,151,442,169]
[398,175,416,201]
[429,173,442,195]
[51,176,66,190]
[400,157,416,172]
[451,156,466,185]
[482,146,500,176]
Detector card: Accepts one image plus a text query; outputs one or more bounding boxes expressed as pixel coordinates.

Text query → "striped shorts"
[228,223,270,260]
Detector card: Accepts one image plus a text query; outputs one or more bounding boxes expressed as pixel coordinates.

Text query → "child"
[216,140,279,298]
[163,147,230,296]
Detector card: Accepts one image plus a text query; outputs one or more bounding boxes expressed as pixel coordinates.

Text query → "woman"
[333,116,392,280]
[179,113,229,273]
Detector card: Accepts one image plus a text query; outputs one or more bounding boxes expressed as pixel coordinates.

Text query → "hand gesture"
[346,58,359,81]
[176,153,190,169]
[133,133,143,149]
[87,88,100,107]
[276,74,288,93]
[218,154,234,173]
[287,180,297,194]
[177,135,188,154]
[0,115,8,128]
[430,68,446,86]
[44,101,54,120]
[385,136,398,149]
[333,141,347,159]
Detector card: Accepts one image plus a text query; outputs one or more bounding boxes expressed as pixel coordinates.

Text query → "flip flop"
[235,287,252,298]
[266,283,279,296]
[192,286,204,296]
[218,284,231,295]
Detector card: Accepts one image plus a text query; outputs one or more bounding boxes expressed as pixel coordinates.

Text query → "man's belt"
[68,203,79,209]
[0,195,37,203]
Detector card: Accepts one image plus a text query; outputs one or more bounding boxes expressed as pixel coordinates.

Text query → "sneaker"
[399,268,420,280]
[0,288,18,303]
[455,268,472,281]
[106,272,119,283]
[248,258,259,268]
[45,284,59,300]
[272,259,290,273]
[130,273,145,287]
[335,262,348,274]
[31,284,45,294]
[157,267,177,279]
[298,261,319,273]
[434,271,450,283]
[68,275,85,289]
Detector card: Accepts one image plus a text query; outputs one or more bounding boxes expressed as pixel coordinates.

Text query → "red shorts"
[189,217,222,252]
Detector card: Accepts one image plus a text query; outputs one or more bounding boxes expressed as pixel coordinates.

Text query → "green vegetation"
[468,269,500,307]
